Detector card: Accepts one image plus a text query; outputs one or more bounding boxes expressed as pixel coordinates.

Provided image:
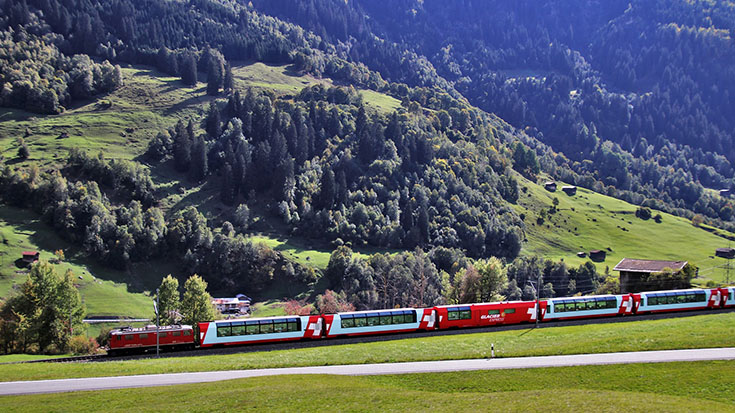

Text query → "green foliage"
[0,262,85,354]
[180,275,217,325]
[156,275,181,325]
[16,137,29,160]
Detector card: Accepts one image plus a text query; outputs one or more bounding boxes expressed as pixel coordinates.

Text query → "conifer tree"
[181,53,198,86]
[223,62,234,92]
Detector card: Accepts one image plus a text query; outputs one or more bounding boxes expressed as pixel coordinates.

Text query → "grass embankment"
[518,177,735,284]
[2,361,734,411]
[0,312,732,382]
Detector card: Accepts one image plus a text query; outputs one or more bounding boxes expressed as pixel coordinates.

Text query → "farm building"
[21,251,39,265]
[544,181,557,192]
[589,249,606,261]
[212,294,251,315]
[613,258,688,293]
[561,185,577,195]
[719,189,731,198]
[716,248,735,259]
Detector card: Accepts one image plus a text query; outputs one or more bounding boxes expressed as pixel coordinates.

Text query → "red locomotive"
[107,324,195,355]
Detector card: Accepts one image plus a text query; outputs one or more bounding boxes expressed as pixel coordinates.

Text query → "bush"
[635,207,652,220]
[96,327,111,348]
[69,336,99,355]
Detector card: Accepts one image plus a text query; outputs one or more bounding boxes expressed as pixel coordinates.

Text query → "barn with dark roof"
[613,258,688,293]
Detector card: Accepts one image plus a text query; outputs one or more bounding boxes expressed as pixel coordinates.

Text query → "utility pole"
[155,288,160,358]
[528,271,542,328]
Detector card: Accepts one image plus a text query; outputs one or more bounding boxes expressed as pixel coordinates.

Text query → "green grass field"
[0,206,153,319]
[1,361,733,411]
[516,176,735,285]
[0,311,732,382]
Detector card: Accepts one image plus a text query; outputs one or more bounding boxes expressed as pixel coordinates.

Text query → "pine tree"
[190,137,208,182]
[205,102,221,138]
[223,62,234,92]
[173,121,191,172]
[181,275,217,325]
[221,163,235,205]
[319,168,336,209]
[181,53,198,86]
[207,53,224,96]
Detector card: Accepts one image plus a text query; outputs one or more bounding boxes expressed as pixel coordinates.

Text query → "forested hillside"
[253,0,735,228]
[1,0,733,319]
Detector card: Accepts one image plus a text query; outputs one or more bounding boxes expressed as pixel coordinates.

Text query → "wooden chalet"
[715,248,735,259]
[544,181,557,192]
[561,185,577,195]
[21,251,39,265]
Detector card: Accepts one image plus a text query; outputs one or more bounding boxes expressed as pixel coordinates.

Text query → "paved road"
[1,347,733,396]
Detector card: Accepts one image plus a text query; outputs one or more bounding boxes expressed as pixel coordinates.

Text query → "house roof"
[613,258,687,273]
[22,251,38,256]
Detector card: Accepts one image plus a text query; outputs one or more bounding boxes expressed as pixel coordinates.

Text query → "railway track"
[15,307,735,364]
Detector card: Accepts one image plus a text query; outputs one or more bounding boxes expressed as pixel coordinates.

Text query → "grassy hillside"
[516,176,735,285]
[0,62,408,325]
[0,206,153,318]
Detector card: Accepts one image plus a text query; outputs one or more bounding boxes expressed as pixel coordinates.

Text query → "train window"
[564,302,574,312]
[245,321,259,335]
[354,316,367,327]
[125,335,134,340]
[341,314,355,329]
[116,335,122,341]
[608,299,617,308]
[585,300,596,310]
[488,309,500,315]
[379,312,392,325]
[273,322,287,333]
[574,301,585,311]
[287,318,300,332]
[183,330,191,336]
[173,331,181,337]
[459,310,471,320]
[595,300,606,309]
[696,293,706,302]
[406,310,418,323]
[217,324,232,337]
[367,313,380,326]
[260,320,274,334]
[447,309,459,321]
[231,322,246,336]
[505,308,516,314]
[139,333,149,339]
[648,296,657,306]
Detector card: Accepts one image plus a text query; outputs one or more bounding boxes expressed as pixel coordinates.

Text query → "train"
[107,286,735,355]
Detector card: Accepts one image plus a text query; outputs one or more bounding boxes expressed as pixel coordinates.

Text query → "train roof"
[209,315,306,324]
[331,308,418,316]
[435,300,533,308]
[110,324,192,335]
[636,288,712,295]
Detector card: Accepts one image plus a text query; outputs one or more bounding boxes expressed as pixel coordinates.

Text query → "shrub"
[69,336,99,355]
